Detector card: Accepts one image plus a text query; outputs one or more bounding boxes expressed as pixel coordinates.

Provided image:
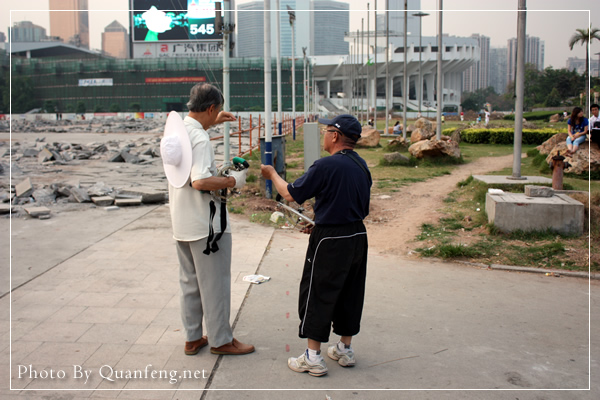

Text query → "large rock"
[414,118,433,132]
[545,141,600,175]
[383,152,410,164]
[409,138,461,159]
[549,113,560,123]
[410,127,435,143]
[537,133,568,155]
[356,127,380,148]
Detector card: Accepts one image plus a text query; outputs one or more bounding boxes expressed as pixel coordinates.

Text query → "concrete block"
[91,196,114,206]
[15,178,34,198]
[0,204,15,214]
[114,198,142,207]
[23,148,39,157]
[120,149,140,164]
[486,192,584,236]
[38,147,54,163]
[525,185,554,198]
[108,152,124,162]
[24,206,51,217]
[32,188,56,203]
[104,206,120,211]
[69,187,91,203]
[118,188,168,204]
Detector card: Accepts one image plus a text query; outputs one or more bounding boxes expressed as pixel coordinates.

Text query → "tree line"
[461,65,599,113]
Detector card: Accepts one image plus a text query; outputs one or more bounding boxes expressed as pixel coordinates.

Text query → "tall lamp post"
[413,11,429,117]
[287,5,296,138]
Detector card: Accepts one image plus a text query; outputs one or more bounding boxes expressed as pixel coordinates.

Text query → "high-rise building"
[310,1,349,56]
[49,0,89,49]
[102,20,129,59]
[507,35,544,83]
[489,47,508,94]
[236,0,346,58]
[8,21,48,42]
[462,34,490,93]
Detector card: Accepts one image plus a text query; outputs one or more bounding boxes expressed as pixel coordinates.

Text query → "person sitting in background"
[393,121,402,134]
[566,106,589,155]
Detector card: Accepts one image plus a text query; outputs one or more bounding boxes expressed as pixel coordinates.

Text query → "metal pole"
[367,3,370,124]
[264,0,273,198]
[402,0,407,140]
[385,0,389,135]
[414,12,429,117]
[223,1,230,165]
[510,0,527,180]
[276,0,282,128]
[361,18,364,123]
[374,0,377,129]
[288,6,296,138]
[303,47,307,122]
[435,0,443,140]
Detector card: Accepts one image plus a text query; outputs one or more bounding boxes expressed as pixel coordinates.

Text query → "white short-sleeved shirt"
[168,116,230,241]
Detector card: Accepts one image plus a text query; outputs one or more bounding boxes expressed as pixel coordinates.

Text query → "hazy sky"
[2,0,599,69]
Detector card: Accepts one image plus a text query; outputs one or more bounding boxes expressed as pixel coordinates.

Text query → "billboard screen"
[131,0,223,42]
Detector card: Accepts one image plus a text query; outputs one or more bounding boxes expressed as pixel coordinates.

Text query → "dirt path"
[366,154,514,256]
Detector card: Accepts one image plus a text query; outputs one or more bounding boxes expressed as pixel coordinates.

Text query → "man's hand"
[228,169,248,189]
[215,111,236,125]
[261,164,277,180]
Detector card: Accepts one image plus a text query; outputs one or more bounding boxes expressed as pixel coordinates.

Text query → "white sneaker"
[327,343,356,367]
[288,350,328,377]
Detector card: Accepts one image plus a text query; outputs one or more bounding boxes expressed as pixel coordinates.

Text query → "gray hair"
[186,83,224,112]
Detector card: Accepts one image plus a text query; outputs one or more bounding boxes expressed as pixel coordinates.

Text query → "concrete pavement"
[1,205,598,399]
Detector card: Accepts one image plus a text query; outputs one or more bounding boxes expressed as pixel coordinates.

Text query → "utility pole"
[413,11,429,117]
[367,3,370,124]
[276,0,282,135]
[287,6,296,138]
[402,0,407,140]
[510,0,527,180]
[435,0,443,140]
[264,0,273,198]
[303,47,307,122]
[374,0,377,129]
[361,18,365,123]
[217,1,234,165]
[385,0,389,136]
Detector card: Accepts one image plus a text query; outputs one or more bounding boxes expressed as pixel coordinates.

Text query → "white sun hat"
[160,111,192,188]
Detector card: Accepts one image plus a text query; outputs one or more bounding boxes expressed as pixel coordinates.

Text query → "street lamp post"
[413,11,429,117]
[287,6,296,138]
[303,47,307,122]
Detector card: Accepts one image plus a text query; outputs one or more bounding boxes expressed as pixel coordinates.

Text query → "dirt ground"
[236,154,516,256]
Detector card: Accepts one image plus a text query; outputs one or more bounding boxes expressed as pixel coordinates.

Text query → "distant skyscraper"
[462,34,490,93]
[489,47,508,94]
[49,0,89,49]
[310,1,349,56]
[8,21,48,42]
[102,20,129,59]
[507,35,544,83]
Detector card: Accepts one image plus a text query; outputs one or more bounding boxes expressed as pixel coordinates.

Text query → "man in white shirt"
[165,83,255,356]
[590,103,600,146]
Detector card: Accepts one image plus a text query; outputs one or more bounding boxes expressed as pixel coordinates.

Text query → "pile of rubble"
[0,135,169,219]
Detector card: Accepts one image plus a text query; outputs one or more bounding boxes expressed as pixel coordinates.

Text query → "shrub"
[459,128,560,145]
[231,105,245,112]
[503,111,559,121]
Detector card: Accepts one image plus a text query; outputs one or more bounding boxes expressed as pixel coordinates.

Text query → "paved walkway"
[1,206,598,399]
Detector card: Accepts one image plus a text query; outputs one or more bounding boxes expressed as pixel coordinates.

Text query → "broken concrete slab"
[104,206,120,211]
[68,187,91,203]
[108,152,124,163]
[38,147,54,163]
[87,182,113,197]
[32,188,57,204]
[120,149,140,164]
[24,206,51,218]
[23,148,39,158]
[91,196,114,206]
[16,178,34,198]
[0,204,15,214]
[117,187,167,204]
[114,198,142,207]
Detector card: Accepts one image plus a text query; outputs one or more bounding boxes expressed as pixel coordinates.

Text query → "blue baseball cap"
[318,114,362,142]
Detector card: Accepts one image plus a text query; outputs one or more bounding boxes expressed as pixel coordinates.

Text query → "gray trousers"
[176,234,234,348]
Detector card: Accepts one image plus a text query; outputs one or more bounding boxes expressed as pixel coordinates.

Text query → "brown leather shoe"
[210,338,255,355]
[185,336,208,355]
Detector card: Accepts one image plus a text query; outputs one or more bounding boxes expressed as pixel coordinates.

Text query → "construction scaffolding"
[11,57,308,113]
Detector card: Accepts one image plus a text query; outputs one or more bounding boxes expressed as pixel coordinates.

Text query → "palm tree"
[569,26,600,116]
